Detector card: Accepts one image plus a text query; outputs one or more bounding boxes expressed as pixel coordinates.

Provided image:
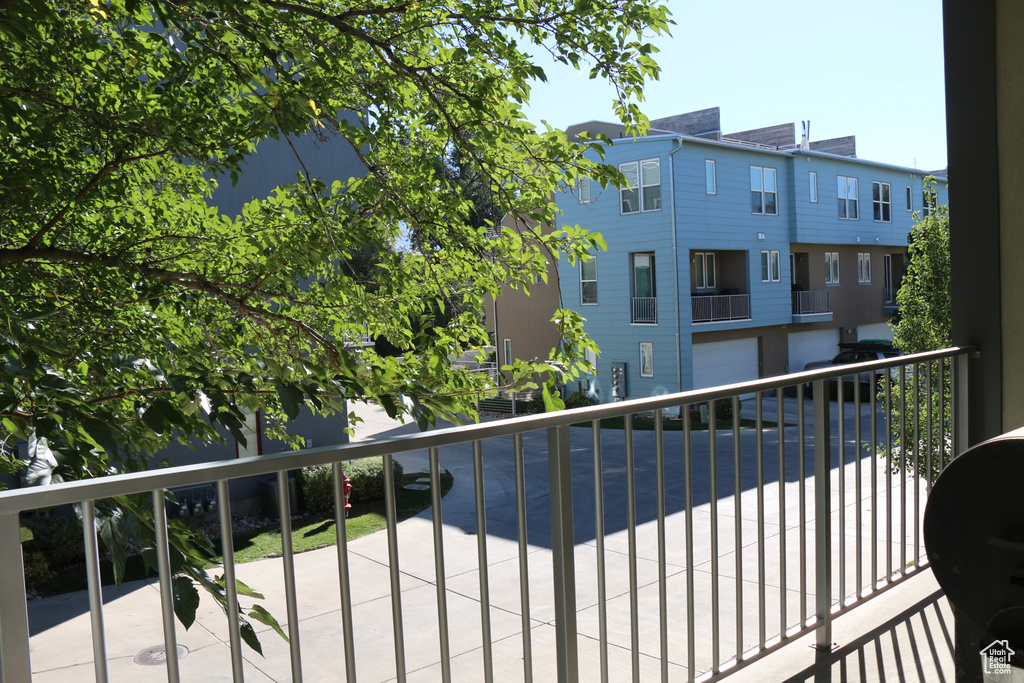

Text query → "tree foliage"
[883,178,951,481]
[1,0,669,646]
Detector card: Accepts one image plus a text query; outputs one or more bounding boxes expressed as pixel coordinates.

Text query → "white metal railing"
[692,293,750,323]
[630,296,657,324]
[0,348,972,682]
[792,290,830,315]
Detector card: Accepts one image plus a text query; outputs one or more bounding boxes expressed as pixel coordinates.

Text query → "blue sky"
[523,0,947,172]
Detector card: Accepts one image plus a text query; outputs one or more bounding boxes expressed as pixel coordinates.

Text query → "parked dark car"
[803,340,903,382]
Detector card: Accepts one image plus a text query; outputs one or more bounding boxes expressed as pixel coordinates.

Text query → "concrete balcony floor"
[26,401,954,682]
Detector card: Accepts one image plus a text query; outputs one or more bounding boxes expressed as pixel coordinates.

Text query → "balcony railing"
[692,293,750,322]
[0,348,971,682]
[631,296,657,324]
[792,289,830,314]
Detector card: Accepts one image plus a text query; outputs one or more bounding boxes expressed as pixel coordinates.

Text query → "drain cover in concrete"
[403,483,430,491]
[134,644,189,665]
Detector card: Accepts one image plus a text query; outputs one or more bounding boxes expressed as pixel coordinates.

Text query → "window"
[694,252,716,290]
[639,342,654,377]
[838,176,859,219]
[750,166,778,215]
[620,159,661,213]
[872,181,891,222]
[580,258,597,304]
[809,171,818,202]
[858,252,872,283]
[631,253,656,323]
[906,185,913,212]
[578,177,592,204]
[705,159,716,194]
[825,252,840,284]
[761,250,781,282]
[585,347,598,367]
[922,185,936,217]
[503,338,512,365]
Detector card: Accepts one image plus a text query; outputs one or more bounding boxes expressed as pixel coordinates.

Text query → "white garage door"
[788,328,840,374]
[692,338,760,390]
[857,323,894,342]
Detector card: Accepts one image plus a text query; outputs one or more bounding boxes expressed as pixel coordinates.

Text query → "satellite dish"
[924,431,1024,642]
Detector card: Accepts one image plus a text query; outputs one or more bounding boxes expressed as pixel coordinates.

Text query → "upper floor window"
[825,251,840,284]
[922,185,937,217]
[750,166,778,215]
[838,176,859,219]
[858,252,872,283]
[620,159,661,213]
[578,177,592,204]
[580,258,598,304]
[694,252,716,290]
[761,250,781,282]
[705,159,717,194]
[809,171,818,202]
[873,181,892,222]
[906,185,913,212]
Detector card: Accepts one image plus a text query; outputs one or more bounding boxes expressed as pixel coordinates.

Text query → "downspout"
[669,138,685,403]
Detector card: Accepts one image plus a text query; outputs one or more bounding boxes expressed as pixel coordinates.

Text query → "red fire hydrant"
[343,472,352,515]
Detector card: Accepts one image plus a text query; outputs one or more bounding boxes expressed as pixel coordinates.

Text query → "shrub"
[299,457,404,511]
[21,515,86,585]
[563,391,597,410]
[298,464,336,513]
[21,515,85,570]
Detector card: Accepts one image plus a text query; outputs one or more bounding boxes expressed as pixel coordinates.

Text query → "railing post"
[953,351,971,458]
[0,512,31,683]
[812,380,833,651]
[548,425,578,682]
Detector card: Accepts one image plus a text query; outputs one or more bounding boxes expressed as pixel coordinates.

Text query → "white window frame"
[825,251,840,284]
[639,342,654,377]
[503,338,512,366]
[705,159,717,195]
[584,347,598,367]
[750,166,778,215]
[858,252,872,283]
[761,250,781,283]
[619,158,661,214]
[872,181,892,222]
[906,185,913,212]
[809,171,818,202]
[838,175,859,219]
[580,258,598,305]
[694,252,716,290]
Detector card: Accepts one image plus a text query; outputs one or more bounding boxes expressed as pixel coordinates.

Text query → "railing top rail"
[0,346,976,515]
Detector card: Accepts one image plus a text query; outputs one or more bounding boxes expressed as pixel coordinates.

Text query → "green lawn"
[222,470,454,563]
[39,470,453,597]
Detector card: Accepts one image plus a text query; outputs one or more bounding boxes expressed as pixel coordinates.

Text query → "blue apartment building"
[556,108,948,403]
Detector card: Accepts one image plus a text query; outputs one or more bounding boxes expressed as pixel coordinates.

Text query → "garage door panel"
[788,329,840,374]
[692,339,759,390]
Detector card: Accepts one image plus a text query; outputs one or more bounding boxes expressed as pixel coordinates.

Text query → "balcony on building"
[690,249,750,323]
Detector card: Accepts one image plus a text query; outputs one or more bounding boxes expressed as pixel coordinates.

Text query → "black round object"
[925,434,1024,639]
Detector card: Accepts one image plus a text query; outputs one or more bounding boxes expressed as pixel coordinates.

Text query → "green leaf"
[239,620,264,656]
[542,380,566,413]
[20,525,33,543]
[172,576,200,629]
[247,604,288,642]
[276,382,303,421]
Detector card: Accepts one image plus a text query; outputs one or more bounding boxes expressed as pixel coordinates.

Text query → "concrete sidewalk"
[25,399,953,682]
